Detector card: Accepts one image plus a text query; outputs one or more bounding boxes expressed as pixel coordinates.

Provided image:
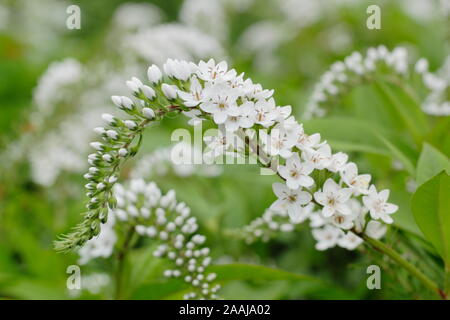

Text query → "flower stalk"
[362,234,445,299]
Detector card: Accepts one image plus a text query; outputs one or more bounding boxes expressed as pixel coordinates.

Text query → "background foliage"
[0,0,449,299]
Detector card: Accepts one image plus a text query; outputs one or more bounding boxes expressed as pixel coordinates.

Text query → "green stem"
[362,234,446,299]
[114,225,135,300]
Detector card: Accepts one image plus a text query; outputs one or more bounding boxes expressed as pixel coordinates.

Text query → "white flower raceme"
[59,58,398,254]
[79,179,220,300]
[305,46,450,118]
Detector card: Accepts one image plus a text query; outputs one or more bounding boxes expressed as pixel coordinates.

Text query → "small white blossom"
[277,153,314,189]
[314,178,352,217]
[270,183,312,221]
[362,185,398,224]
[341,162,371,194]
[338,231,363,250]
[312,225,342,251]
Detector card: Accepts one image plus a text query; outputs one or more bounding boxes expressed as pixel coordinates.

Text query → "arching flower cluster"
[78,178,220,300]
[305,46,450,118]
[56,58,398,253]
[305,46,410,118]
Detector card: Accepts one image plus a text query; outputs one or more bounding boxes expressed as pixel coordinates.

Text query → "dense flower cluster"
[305,46,450,118]
[79,179,220,300]
[56,58,398,253]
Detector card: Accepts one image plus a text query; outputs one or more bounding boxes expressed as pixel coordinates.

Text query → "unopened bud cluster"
[305,46,410,118]
[79,178,220,299]
[305,46,450,118]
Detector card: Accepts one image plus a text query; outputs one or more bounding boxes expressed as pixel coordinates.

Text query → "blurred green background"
[0,0,449,299]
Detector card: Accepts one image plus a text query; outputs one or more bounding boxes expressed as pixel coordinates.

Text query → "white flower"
[183,109,205,126]
[314,178,352,217]
[309,212,326,228]
[290,202,314,224]
[196,59,235,83]
[362,185,398,224]
[270,183,312,221]
[312,225,342,251]
[327,210,356,230]
[200,86,238,124]
[223,101,255,132]
[260,127,296,159]
[277,153,314,190]
[327,152,348,173]
[365,220,387,239]
[163,59,194,81]
[147,64,162,84]
[253,98,279,127]
[203,129,233,160]
[415,58,428,74]
[295,124,321,151]
[178,76,205,107]
[303,144,332,169]
[341,162,371,194]
[338,231,363,250]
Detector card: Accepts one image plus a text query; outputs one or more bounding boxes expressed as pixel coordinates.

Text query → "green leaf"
[304,117,417,174]
[416,143,450,186]
[208,263,319,283]
[131,263,319,300]
[412,171,450,264]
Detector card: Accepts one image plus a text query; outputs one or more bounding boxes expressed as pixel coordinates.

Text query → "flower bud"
[118,148,128,157]
[124,120,137,129]
[93,127,106,135]
[121,96,134,110]
[102,113,117,126]
[106,130,119,140]
[111,95,122,107]
[161,83,177,100]
[147,64,162,84]
[141,85,156,100]
[142,107,155,119]
[90,141,105,151]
